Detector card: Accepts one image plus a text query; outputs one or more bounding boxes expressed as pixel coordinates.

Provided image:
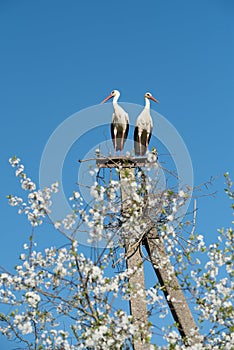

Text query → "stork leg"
[114,127,117,155]
[146,133,149,152]
[120,129,125,153]
[139,133,142,156]
[114,136,117,155]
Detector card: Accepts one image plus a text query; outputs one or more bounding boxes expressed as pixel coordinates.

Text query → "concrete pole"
[119,167,150,350]
[144,227,200,345]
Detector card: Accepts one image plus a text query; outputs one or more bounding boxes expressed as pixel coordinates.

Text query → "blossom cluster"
[8,156,59,226]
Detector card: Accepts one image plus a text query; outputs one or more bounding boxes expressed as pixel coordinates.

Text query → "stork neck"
[113,96,118,104]
[113,91,120,104]
[145,97,151,109]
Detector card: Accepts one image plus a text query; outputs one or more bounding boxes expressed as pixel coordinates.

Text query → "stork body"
[134,92,158,156]
[102,90,129,153]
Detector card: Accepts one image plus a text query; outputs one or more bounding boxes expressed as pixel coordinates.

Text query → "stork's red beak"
[101,94,113,104]
[149,96,159,103]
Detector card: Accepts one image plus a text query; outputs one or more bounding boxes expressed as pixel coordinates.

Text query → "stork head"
[101,89,120,104]
[145,92,159,103]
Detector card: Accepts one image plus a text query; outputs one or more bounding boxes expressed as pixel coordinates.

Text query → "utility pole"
[96,155,200,348]
[119,166,150,350]
[144,229,200,345]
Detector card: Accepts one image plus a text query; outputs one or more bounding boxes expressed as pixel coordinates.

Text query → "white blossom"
[147,152,157,163]
[15,164,24,177]
[25,291,41,308]
[9,156,20,167]
[14,315,33,335]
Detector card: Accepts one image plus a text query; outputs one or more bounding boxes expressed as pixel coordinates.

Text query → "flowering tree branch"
[0,156,233,349]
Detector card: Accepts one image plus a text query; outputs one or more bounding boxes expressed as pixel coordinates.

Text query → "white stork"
[101,90,129,154]
[134,92,159,156]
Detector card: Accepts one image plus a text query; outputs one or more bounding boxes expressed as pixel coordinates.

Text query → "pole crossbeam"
[95,156,200,348]
[96,156,150,169]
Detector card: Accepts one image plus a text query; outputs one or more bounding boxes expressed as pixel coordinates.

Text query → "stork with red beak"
[134,92,159,156]
[102,90,129,154]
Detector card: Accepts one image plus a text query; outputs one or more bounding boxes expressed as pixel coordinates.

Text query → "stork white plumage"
[134,92,159,156]
[102,90,129,154]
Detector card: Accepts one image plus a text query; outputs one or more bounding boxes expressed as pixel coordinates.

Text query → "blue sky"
[0,0,234,348]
